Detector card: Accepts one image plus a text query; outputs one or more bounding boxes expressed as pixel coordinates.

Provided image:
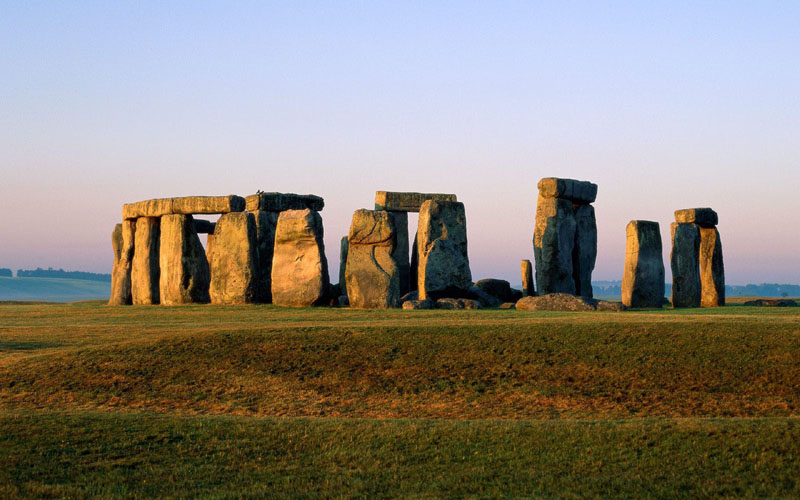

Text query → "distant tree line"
[0,268,12,277]
[592,281,800,298]
[15,267,111,282]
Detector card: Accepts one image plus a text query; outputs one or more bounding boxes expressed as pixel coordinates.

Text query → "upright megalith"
[670,222,701,308]
[271,209,330,307]
[131,217,161,305]
[521,259,535,297]
[159,214,210,305]
[338,236,348,295]
[417,200,472,300]
[209,212,259,304]
[253,210,279,303]
[671,208,724,308]
[109,221,134,305]
[621,220,664,308]
[345,209,407,308]
[533,177,598,297]
[699,226,725,307]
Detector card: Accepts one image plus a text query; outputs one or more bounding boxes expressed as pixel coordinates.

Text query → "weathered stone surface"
[670,222,701,308]
[159,214,210,305]
[253,211,279,303]
[743,299,797,307]
[533,196,576,295]
[209,212,259,304]
[338,236,348,296]
[474,279,521,304]
[675,208,718,228]
[515,293,626,312]
[436,298,481,310]
[108,221,134,305]
[469,286,502,308]
[699,227,725,307]
[245,193,324,212]
[123,195,245,219]
[345,209,406,308]
[409,233,418,292]
[402,299,433,310]
[400,290,419,303]
[500,302,516,309]
[193,219,216,234]
[271,209,330,307]
[417,200,472,300]
[337,295,349,307]
[131,217,160,305]
[621,220,665,308]
[521,259,534,297]
[537,178,597,204]
[573,204,597,297]
[374,191,457,212]
[596,301,627,312]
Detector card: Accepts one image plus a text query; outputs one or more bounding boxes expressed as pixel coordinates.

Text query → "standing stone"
[345,209,406,308]
[670,222,701,308]
[209,212,259,304]
[409,233,418,292]
[159,214,210,305]
[253,211,279,303]
[131,217,160,305]
[521,259,534,297]
[417,200,472,300]
[573,204,597,297]
[108,221,134,305]
[393,211,410,295]
[339,236,349,295]
[533,196,576,295]
[271,209,330,307]
[699,227,725,307]
[621,221,665,308]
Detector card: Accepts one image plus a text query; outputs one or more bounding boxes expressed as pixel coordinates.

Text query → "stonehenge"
[159,214,210,305]
[670,208,724,308]
[271,209,330,307]
[533,177,597,297]
[209,212,258,304]
[621,221,665,308]
[131,217,161,305]
[416,200,472,300]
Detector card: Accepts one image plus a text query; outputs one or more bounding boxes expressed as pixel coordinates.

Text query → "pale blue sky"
[1,1,798,284]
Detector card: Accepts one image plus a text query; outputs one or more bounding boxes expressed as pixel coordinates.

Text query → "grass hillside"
[1,303,799,498]
[0,277,109,303]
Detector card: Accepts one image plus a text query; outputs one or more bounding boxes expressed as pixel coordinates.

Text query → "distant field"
[0,277,109,303]
[1,303,799,498]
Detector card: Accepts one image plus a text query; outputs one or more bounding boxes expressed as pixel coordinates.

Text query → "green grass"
[1,302,799,498]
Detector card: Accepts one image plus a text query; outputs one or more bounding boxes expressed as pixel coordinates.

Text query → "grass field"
[1,302,799,498]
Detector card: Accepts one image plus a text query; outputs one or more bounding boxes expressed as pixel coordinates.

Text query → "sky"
[1,1,798,285]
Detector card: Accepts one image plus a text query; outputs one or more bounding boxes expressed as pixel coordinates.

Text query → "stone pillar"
[131,217,160,305]
[409,233,418,292]
[209,212,259,304]
[417,200,472,301]
[253,210,279,303]
[159,214,210,305]
[338,236,349,295]
[109,220,135,305]
[271,209,330,307]
[670,222,701,308]
[621,220,664,308]
[393,211,410,295]
[345,209,406,308]
[521,259,534,297]
[700,227,725,307]
[573,204,597,297]
[533,196,576,295]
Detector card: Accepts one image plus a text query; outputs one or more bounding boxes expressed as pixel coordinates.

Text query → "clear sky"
[1,1,798,285]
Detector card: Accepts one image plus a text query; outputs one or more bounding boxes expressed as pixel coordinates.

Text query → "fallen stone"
[537,178,598,204]
[209,212,259,304]
[533,196,576,295]
[374,191,457,212]
[595,301,627,312]
[743,299,797,307]
[337,295,349,307]
[521,259,535,297]
[245,192,324,212]
[621,220,665,308]
[699,227,725,307]
[515,293,596,311]
[674,208,718,228]
[402,299,433,310]
[253,211,279,303]
[573,204,597,297]
[123,195,245,219]
[400,290,419,303]
[159,214,210,305]
[469,286,502,308]
[338,236,349,296]
[131,217,160,305]
[345,209,407,308]
[436,298,481,310]
[193,219,216,234]
[271,209,330,307]
[499,302,516,309]
[670,222,701,308]
[108,220,134,305]
[474,279,520,304]
[417,200,472,300]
